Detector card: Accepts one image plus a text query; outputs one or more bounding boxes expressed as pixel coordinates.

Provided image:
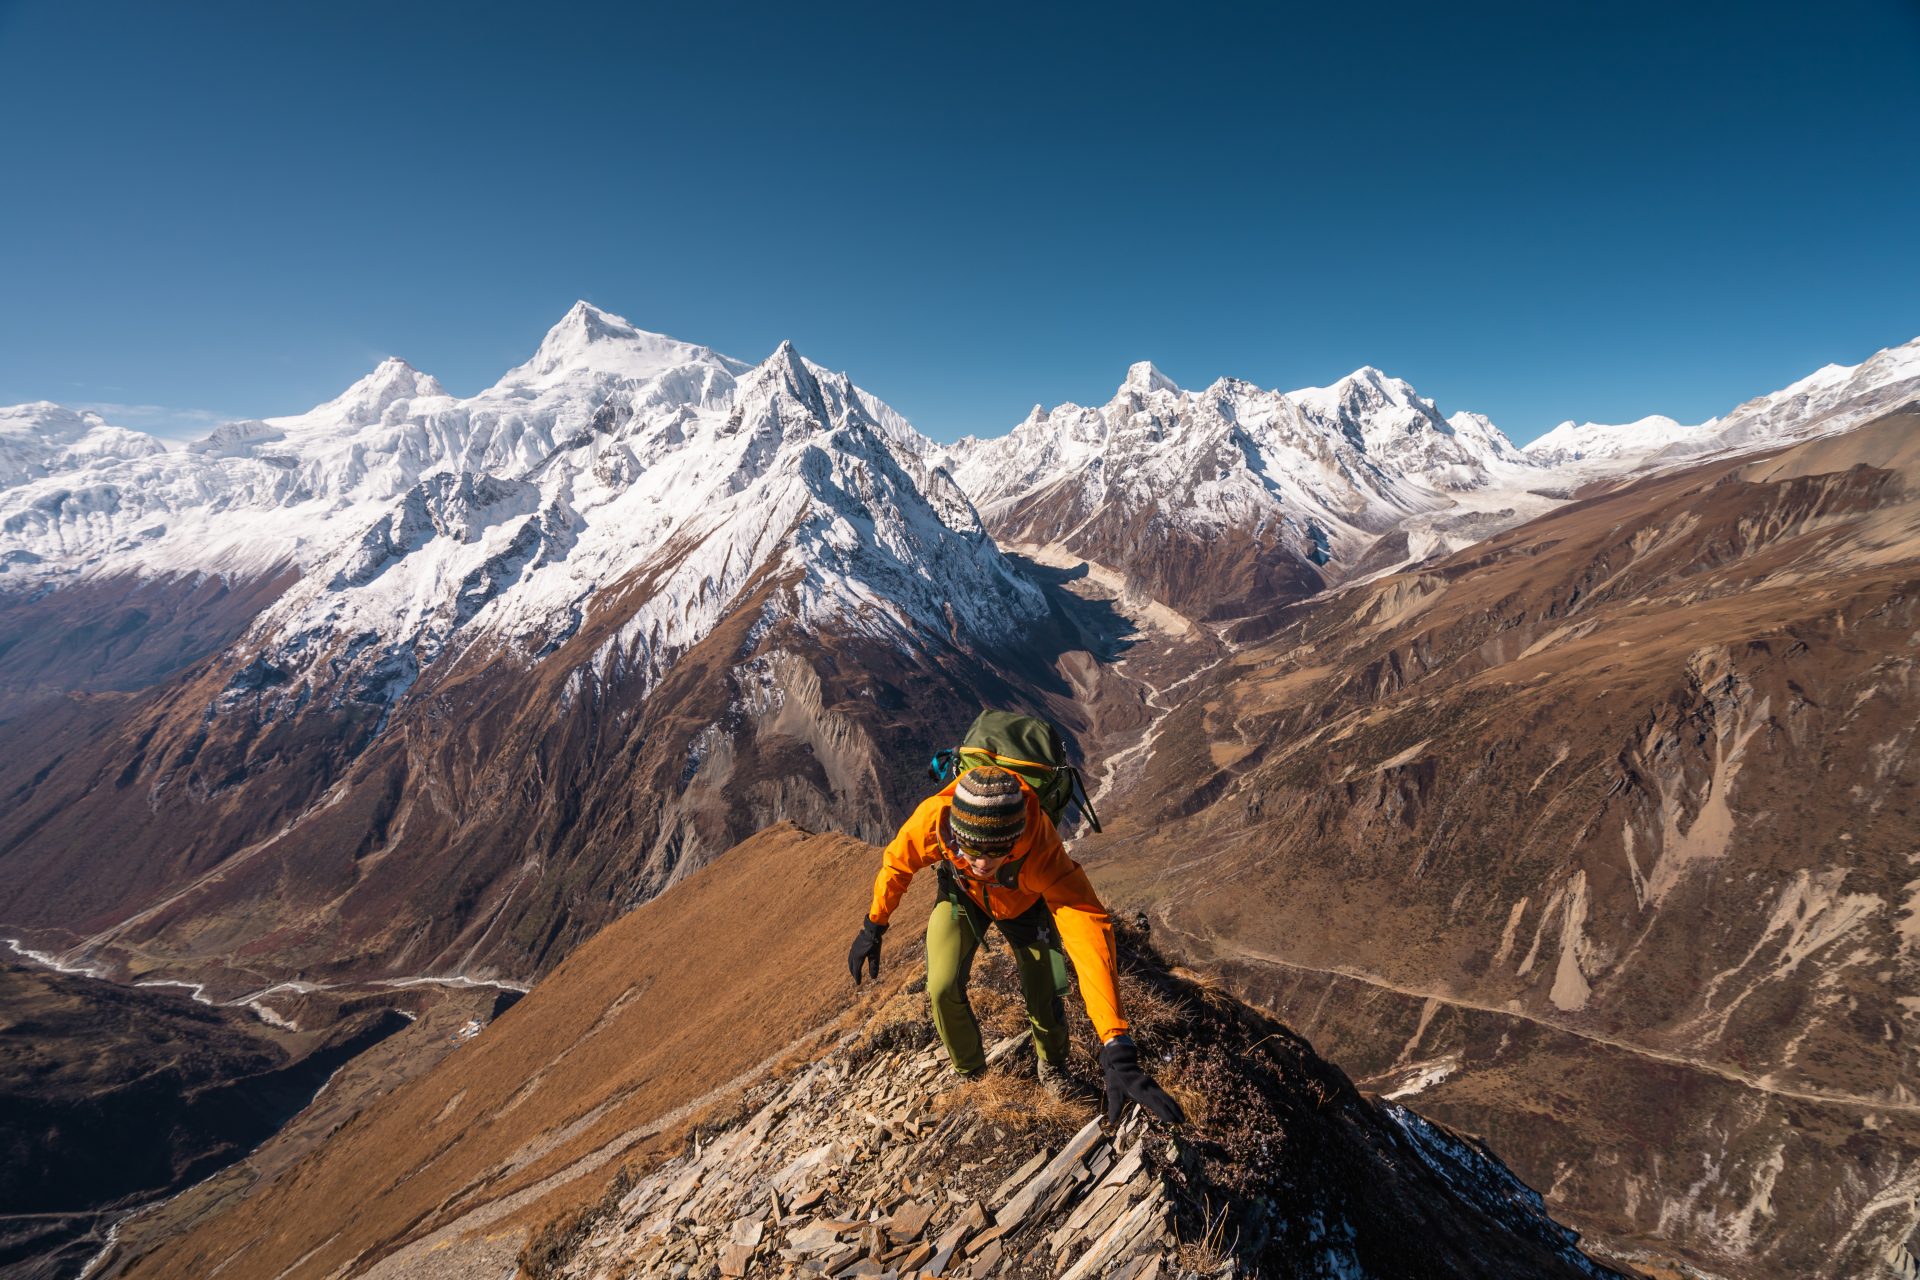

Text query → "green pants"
[925,876,1069,1075]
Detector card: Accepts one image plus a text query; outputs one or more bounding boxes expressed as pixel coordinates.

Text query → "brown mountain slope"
[104,821,1617,1280]
[1082,410,1920,1278]
[106,822,905,1280]
[985,476,1328,622]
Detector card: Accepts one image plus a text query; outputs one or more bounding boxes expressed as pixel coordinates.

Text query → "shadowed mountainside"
[0,959,411,1279]
[0,570,296,716]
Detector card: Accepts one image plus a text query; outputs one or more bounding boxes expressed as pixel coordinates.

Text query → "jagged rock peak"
[738,339,829,408]
[767,337,806,374]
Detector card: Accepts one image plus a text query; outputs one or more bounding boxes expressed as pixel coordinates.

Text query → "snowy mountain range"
[939,360,1554,616]
[940,336,1920,611]
[1522,336,1920,467]
[7,305,1919,671]
[4,303,1042,712]
[0,304,1076,993]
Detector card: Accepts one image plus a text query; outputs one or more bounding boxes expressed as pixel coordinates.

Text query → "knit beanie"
[950,766,1027,853]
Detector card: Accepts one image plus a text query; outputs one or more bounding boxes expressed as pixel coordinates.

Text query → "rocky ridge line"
[526,923,1619,1280]
[541,1034,1181,1280]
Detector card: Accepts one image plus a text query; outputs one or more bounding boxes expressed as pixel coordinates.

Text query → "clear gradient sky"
[2,1,1917,443]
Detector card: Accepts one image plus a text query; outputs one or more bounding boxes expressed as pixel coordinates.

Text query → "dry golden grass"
[929,1068,1092,1132]
[1169,965,1238,1017]
[1159,1079,1211,1131]
[851,977,930,1042]
[1175,1195,1238,1277]
[1116,971,1190,1038]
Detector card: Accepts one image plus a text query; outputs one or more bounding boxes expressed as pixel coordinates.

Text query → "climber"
[847,765,1184,1127]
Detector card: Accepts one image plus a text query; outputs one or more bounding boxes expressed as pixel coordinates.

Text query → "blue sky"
[2,1,1916,444]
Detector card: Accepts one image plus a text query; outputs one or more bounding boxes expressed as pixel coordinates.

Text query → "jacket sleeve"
[867,800,944,925]
[1024,817,1130,1042]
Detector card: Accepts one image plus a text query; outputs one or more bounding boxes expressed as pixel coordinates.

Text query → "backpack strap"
[935,861,987,947]
[970,750,1057,775]
[1065,766,1102,834]
[994,855,1028,892]
[934,850,1028,938]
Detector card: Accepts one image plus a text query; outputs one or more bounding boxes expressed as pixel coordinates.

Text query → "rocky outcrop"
[522,939,1616,1280]
[532,1022,1617,1280]
[540,1042,1187,1280]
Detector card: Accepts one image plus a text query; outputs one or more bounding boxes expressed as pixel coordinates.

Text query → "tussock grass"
[930,1066,1092,1132]
[1170,964,1237,1016]
[1176,1195,1239,1277]
[1117,970,1191,1037]
[1159,1077,1212,1131]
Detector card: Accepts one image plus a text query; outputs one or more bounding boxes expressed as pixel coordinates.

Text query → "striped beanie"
[951,766,1027,853]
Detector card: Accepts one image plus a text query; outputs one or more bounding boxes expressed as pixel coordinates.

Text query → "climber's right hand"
[1099,1034,1186,1126]
[847,918,886,984]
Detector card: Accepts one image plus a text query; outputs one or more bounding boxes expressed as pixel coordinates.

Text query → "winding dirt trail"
[1185,926,1920,1117]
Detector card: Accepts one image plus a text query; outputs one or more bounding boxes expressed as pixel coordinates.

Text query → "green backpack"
[927,710,1102,834]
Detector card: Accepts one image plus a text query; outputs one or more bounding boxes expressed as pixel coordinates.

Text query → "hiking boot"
[1035,1057,1090,1101]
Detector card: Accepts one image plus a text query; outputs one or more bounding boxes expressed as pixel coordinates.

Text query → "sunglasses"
[954,844,1012,864]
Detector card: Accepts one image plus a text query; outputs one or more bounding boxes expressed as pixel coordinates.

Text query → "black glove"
[1099,1035,1186,1126]
[847,918,887,984]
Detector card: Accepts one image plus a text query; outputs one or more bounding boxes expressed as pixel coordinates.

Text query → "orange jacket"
[867,779,1129,1042]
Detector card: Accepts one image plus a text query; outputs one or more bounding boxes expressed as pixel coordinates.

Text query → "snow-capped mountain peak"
[491,301,747,393]
[1445,410,1523,461]
[2,400,109,444]
[731,342,881,449]
[0,401,170,488]
[1122,360,1178,396]
[1288,366,1427,424]
[1280,366,1521,482]
[1523,414,1698,464]
[286,356,448,430]
[1707,335,1920,450]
